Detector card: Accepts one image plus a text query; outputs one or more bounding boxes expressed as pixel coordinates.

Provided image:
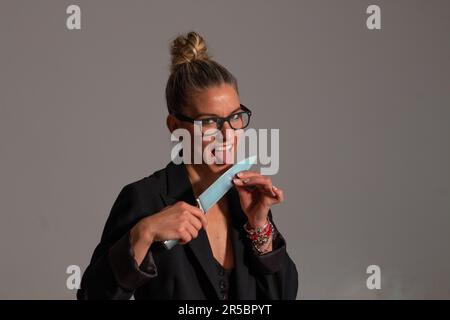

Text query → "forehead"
[188,84,240,117]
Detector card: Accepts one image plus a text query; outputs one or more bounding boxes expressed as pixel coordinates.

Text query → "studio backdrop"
[1,0,449,299]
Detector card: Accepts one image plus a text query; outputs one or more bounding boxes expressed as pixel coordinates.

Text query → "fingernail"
[272,186,278,190]
[243,178,250,184]
[233,178,242,185]
[237,172,243,178]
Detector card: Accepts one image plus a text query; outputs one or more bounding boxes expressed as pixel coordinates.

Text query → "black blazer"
[77,161,298,300]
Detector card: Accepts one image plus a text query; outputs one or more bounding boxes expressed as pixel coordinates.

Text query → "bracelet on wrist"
[243,218,274,254]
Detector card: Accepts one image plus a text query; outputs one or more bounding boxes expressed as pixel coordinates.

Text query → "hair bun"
[170,31,210,71]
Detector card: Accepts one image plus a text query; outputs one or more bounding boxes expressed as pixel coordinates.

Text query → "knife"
[163,155,257,250]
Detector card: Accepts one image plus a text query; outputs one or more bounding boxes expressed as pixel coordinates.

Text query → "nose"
[220,119,232,131]
[219,119,233,137]
[219,120,234,143]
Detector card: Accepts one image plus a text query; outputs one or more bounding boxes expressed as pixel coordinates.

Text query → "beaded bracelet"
[243,219,274,254]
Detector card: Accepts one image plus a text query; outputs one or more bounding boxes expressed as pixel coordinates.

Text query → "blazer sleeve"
[77,184,158,300]
[246,210,299,300]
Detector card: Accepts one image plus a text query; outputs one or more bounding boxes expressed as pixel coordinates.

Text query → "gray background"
[1,0,449,299]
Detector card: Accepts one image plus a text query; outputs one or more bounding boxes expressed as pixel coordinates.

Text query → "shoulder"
[99,163,176,242]
[120,164,169,198]
[107,163,173,224]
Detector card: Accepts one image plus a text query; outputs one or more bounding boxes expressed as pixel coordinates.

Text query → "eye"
[230,113,242,121]
[201,118,217,126]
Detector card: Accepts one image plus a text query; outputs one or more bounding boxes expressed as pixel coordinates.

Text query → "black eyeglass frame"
[171,104,252,131]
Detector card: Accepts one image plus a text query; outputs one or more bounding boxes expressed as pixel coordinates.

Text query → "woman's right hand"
[129,201,208,265]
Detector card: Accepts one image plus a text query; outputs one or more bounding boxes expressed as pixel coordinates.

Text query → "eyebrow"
[195,106,242,118]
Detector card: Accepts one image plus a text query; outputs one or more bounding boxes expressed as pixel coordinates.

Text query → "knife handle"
[162,199,205,250]
[163,239,179,250]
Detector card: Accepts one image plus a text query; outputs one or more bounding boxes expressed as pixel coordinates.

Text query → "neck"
[185,163,225,198]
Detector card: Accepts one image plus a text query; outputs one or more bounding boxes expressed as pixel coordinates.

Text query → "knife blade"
[163,155,257,250]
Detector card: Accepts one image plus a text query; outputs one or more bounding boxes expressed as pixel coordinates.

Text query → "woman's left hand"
[233,171,284,228]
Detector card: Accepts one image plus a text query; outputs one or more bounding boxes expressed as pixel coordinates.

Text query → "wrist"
[131,222,154,248]
[253,234,273,254]
[247,217,269,229]
[244,218,274,255]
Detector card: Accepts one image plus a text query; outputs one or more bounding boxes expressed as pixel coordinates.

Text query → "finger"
[233,179,259,194]
[234,178,274,197]
[188,213,203,231]
[235,180,275,201]
[237,176,275,197]
[239,173,279,198]
[178,230,192,245]
[233,182,254,196]
[272,186,284,202]
[262,187,283,207]
[188,208,208,229]
[235,171,260,179]
[234,175,270,186]
[178,201,204,216]
[185,223,199,239]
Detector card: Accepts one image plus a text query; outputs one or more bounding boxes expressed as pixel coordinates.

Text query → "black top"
[77,161,299,300]
[212,257,235,300]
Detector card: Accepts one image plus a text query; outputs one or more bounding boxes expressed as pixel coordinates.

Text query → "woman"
[77,31,298,300]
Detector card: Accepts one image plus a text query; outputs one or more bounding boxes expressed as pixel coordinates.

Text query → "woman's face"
[174,83,243,174]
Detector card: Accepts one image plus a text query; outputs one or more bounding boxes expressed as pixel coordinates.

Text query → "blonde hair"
[165,31,239,114]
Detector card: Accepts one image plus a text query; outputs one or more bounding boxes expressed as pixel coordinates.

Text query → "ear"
[166,114,177,133]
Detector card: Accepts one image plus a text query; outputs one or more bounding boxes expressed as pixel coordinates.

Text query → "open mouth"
[211,143,234,164]
[215,143,233,152]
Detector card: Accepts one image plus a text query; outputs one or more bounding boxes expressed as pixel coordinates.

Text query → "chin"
[208,162,232,174]
[207,151,235,174]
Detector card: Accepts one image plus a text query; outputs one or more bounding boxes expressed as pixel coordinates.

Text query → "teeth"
[215,144,233,151]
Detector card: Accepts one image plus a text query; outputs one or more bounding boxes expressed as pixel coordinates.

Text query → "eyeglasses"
[171,104,252,133]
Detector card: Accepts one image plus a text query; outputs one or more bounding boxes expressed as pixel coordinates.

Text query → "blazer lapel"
[160,162,222,299]
[227,187,256,299]
[160,162,256,300]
